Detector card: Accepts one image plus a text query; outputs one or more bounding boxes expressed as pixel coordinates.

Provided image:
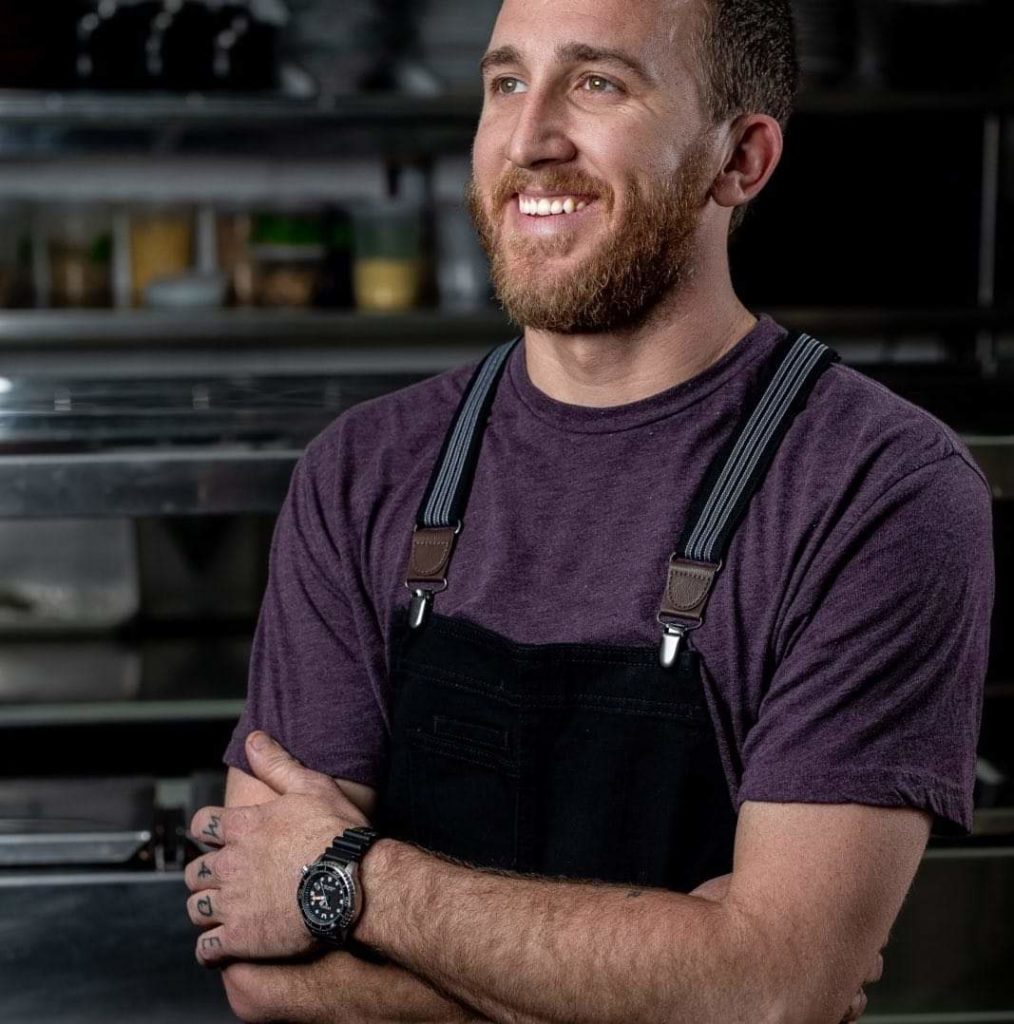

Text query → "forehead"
[488,0,702,80]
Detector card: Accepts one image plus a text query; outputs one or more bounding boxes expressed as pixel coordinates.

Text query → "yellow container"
[129,208,193,306]
[354,257,423,312]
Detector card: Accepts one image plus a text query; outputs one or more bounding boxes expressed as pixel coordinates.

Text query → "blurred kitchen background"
[0,0,1010,1021]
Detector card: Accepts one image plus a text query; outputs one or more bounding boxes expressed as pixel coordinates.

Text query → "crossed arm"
[204,743,923,1024]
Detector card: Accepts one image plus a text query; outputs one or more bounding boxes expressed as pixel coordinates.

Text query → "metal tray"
[0,777,154,867]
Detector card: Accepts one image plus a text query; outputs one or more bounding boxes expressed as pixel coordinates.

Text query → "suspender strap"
[657,331,838,666]
[417,338,519,529]
[406,338,520,627]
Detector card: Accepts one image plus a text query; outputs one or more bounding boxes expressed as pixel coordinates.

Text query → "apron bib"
[378,331,836,892]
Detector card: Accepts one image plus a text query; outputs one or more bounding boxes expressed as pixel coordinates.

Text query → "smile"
[517,194,592,217]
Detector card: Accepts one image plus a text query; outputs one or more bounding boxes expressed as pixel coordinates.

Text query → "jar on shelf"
[129,206,194,307]
[249,208,328,308]
[0,203,31,309]
[351,200,426,313]
[216,209,256,307]
[46,205,113,309]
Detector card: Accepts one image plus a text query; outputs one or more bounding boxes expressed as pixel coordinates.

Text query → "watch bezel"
[297,860,359,938]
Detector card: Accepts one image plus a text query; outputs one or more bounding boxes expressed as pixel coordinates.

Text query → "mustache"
[488,168,612,211]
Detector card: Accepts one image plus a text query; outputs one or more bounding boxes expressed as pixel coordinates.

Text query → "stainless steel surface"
[0,448,299,516]
[0,824,151,867]
[0,309,1009,352]
[0,519,137,633]
[0,873,231,1023]
[0,90,483,127]
[0,778,154,867]
[965,437,1014,499]
[0,699,242,727]
[0,89,1011,131]
[0,309,510,349]
[0,439,1004,520]
[865,847,1014,1018]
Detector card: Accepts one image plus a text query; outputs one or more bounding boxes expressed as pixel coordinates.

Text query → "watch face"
[298,863,356,931]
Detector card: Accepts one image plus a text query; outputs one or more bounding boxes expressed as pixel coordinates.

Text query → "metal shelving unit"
[0,307,1010,349]
[0,83,1009,1024]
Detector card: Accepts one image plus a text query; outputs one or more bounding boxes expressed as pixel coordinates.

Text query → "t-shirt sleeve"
[223,443,388,787]
[737,453,994,835]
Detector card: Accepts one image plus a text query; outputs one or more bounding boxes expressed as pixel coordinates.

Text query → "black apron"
[377,331,836,892]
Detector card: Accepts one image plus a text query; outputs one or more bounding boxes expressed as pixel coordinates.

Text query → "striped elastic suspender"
[405,338,520,628]
[656,331,838,667]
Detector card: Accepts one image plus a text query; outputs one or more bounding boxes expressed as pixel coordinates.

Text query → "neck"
[522,254,756,409]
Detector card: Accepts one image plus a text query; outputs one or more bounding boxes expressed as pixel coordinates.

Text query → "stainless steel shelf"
[0,88,1010,128]
[964,437,1014,499]
[0,699,243,727]
[0,307,1007,351]
[0,447,300,517]
[0,90,484,128]
[0,309,512,349]
[0,436,1004,518]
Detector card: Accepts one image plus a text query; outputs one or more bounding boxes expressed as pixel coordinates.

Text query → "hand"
[221,952,488,1024]
[221,956,339,1024]
[186,731,369,967]
[689,874,885,1023]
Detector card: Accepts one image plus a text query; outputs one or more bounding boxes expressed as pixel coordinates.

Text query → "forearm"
[224,948,492,1024]
[356,841,786,1024]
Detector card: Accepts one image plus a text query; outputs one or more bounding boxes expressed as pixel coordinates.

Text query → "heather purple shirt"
[226,314,993,835]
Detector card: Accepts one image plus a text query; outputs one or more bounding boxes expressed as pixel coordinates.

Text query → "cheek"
[472,118,503,183]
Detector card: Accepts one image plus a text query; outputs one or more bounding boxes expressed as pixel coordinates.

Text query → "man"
[185,0,993,1021]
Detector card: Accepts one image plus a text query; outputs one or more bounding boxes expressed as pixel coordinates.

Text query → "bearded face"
[467,135,715,335]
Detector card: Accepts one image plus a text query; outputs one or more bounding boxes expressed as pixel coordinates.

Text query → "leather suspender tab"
[406,526,458,586]
[659,557,721,625]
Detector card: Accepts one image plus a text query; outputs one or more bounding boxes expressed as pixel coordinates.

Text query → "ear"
[709,114,784,214]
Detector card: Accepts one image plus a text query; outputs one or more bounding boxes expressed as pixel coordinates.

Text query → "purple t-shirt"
[226,314,994,835]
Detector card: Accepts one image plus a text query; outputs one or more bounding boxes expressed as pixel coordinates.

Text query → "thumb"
[246,731,315,795]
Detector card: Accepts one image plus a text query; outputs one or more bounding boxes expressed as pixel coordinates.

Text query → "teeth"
[518,195,590,217]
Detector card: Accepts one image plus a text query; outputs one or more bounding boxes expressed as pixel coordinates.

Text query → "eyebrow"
[479,42,655,86]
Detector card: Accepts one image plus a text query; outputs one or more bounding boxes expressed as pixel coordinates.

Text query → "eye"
[580,75,620,95]
[493,76,528,96]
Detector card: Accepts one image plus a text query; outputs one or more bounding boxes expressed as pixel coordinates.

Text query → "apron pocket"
[432,715,510,752]
[408,728,520,871]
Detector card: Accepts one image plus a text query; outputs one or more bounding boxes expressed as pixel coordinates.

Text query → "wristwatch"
[297,825,379,948]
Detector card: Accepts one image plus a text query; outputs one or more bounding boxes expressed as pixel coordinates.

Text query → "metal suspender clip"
[659,622,691,669]
[404,522,461,630]
[655,556,722,669]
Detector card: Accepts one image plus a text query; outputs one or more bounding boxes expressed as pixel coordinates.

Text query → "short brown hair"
[695,0,799,231]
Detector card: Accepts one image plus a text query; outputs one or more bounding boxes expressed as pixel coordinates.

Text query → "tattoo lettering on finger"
[200,936,222,952]
[197,861,212,879]
[197,896,214,918]
[202,815,221,841]
[625,890,644,899]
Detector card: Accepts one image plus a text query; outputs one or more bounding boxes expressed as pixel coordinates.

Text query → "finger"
[865,952,884,985]
[841,987,868,1023]
[187,890,224,929]
[184,854,219,892]
[189,806,228,847]
[196,926,230,968]
[245,731,325,797]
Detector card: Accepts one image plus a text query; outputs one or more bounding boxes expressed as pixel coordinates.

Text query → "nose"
[506,91,578,169]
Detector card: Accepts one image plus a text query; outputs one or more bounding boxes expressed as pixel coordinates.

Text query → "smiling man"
[186,1,992,1022]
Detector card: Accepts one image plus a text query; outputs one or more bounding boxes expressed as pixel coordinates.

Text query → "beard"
[467,136,714,335]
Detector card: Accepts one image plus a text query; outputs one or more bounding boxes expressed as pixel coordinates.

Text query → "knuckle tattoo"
[201,813,223,842]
